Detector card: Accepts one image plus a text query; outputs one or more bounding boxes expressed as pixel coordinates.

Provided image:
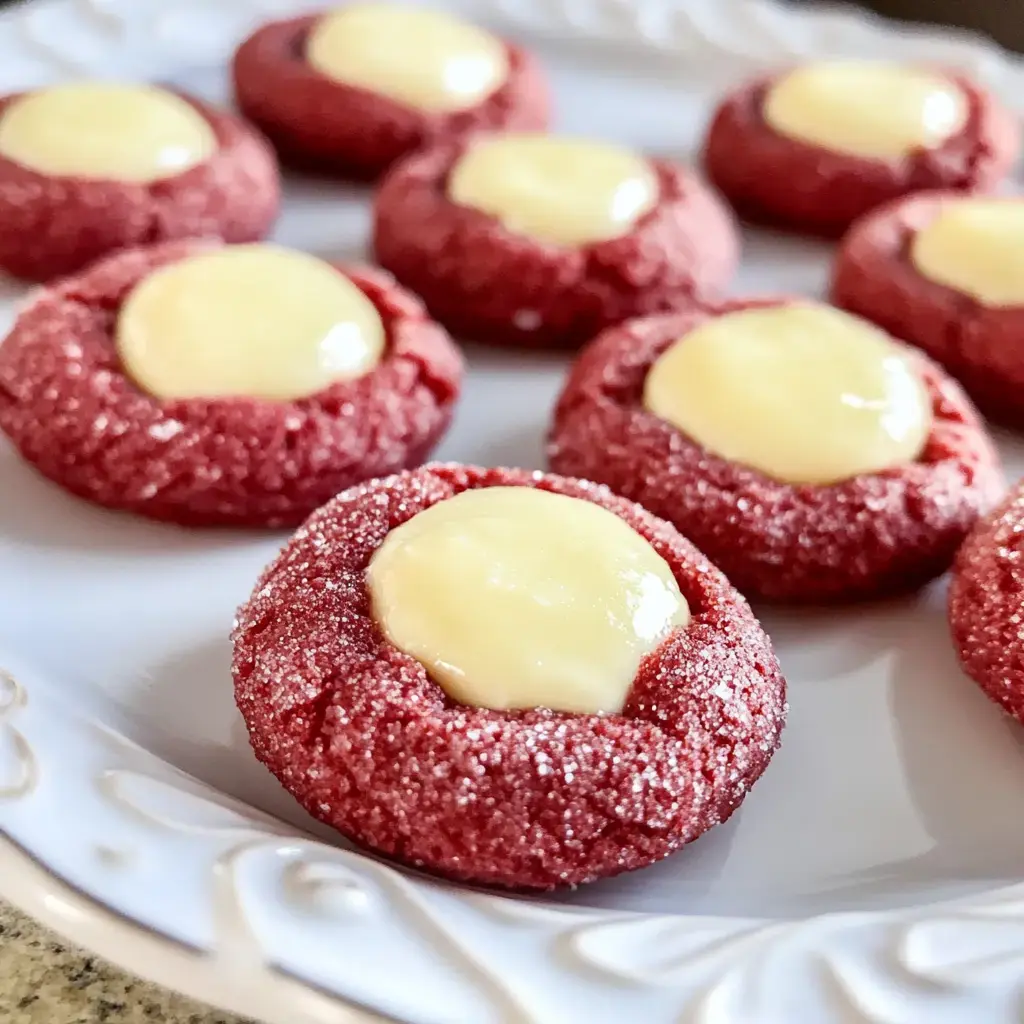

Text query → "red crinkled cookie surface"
[0,240,463,528]
[372,141,739,349]
[831,191,1024,430]
[949,483,1024,724]
[547,301,1004,603]
[232,463,787,890]
[232,14,550,180]
[702,73,1018,238]
[0,92,280,282]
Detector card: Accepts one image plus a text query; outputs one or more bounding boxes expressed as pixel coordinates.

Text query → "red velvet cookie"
[949,483,1024,724]
[373,137,739,349]
[702,66,1017,238]
[832,192,1024,430]
[0,88,279,283]
[548,300,1003,603]
[0,241,463,528]
[232,463,787,890]
[232,10,549,181]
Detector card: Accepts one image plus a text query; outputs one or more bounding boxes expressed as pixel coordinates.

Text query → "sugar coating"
[702,72,1018,238]
[832,190,1024,430]
[232,14,550,181]
[548,299,1004,603]
[0,91,280,282]
[232,464,787,890]
[373,141,739,349]
[0,242,463,527]
[949,483,1024,723]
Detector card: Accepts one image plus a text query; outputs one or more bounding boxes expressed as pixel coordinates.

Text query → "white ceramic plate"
[4,1,1024,1022]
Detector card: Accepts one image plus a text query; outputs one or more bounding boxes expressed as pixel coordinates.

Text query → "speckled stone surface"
[0,901,247,1024]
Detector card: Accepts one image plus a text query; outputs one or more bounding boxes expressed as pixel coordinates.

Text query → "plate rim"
[0,833,384,1024]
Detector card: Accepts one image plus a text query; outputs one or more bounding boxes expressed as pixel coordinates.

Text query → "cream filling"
[448,133,658,246]
[763,61,967,160]
[643,303,932,485]
[911,199,1024,308]
[0,82,216,182]
[306,3,509,112]
[367,486,689,715]
[116,245,385,402]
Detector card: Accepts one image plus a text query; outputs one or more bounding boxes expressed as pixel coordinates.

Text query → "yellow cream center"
[116,245,385,402]
[643,304,931,485]
[448,134,658,246]
[0,82,216,182]
[306,3,509,113]
[911,199,1024,308]
[367,486,689,715]
[763,61,967,160]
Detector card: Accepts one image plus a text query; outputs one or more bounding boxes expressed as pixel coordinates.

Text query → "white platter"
[4,1,1024,1022]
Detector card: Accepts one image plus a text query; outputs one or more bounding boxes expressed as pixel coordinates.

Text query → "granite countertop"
[0,902,247,1024]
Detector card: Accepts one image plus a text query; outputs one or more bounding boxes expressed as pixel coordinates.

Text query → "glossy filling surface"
[306,3,509,112]
[366,486,689,715]
[911,199,1024,308]
[0,82,217,182]
[643,304,932,485]
[116,245,385,401]
[447,133,658,246]
[763,61,967,160]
